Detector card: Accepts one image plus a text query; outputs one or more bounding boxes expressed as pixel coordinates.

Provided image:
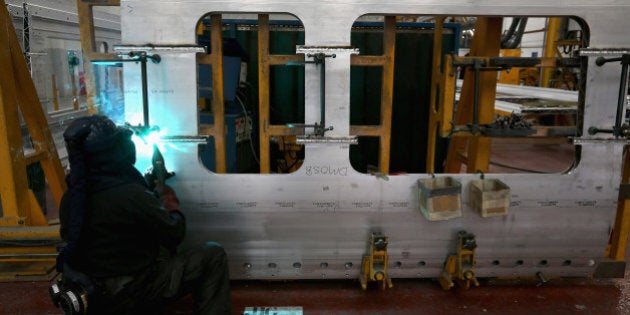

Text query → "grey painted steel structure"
[6,0,120,109]
[6,1,120,164]
[118,0,629,280]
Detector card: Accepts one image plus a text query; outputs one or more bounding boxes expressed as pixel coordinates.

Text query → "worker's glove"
[156,182,184,220]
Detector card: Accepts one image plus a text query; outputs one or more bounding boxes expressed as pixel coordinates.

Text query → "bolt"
[536,271,548,287]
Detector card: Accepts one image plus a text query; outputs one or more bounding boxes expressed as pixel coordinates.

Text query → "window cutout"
[269,65,305,125]
[350,137,379,174]
[349,15,586,175]
[196,13,305,173]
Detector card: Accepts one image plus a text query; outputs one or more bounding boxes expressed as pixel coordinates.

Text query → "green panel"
[270,31,305,125]
[229,26,305,172]
[350,30,456,174]
[200,21,456,174]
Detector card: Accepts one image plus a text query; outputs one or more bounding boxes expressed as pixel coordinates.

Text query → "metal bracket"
[588,54,630,138]
[295,135,357,144]
[359,232,393,290]
[94,48,163,132]
[578,48,630,57]
[572,137,630,145]
[439,230,480,290]
[289,46,359,137]
[113,45,206,54]
[159,135,210,143]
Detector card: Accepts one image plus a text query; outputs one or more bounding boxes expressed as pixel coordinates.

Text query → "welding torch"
[145,144,175,193]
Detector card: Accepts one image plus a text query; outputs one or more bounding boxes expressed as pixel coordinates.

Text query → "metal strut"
[439,230,480,290]
[92,51,161,132]
[286,52,335,136]
[359,233,393,290]
[589,54,630,137]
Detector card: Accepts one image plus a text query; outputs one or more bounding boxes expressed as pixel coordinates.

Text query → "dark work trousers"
[88,244,231,315]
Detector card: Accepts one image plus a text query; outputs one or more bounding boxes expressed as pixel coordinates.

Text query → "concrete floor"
[0,274,628,314]
[2,137,629,314]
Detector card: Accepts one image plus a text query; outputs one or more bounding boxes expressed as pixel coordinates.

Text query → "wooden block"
[418,177,462,221]
[469,179,510,217]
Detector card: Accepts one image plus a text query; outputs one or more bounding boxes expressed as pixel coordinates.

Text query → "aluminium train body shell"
[114,0,630,280]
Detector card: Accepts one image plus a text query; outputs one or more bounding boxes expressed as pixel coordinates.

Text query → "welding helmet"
[64,115,136,166]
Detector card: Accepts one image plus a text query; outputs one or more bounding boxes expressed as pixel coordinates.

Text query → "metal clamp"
[289,46,359,137]
[286,51,337,136]
[93,49,162,131]
[295,135,358,144]
[578,48,630,57]
[588,54,630,138]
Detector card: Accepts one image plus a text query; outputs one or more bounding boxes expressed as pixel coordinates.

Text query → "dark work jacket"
[60,183,185,279]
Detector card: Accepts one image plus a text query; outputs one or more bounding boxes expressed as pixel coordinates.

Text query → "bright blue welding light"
[131,127,167,157]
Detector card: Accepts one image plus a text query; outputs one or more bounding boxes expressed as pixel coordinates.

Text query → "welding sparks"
[131,126,167,157]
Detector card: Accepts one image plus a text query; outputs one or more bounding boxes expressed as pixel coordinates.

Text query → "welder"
[56,115,231,314]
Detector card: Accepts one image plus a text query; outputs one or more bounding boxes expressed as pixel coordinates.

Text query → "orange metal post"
[257,14,303,173]
[444,17,502,174]
[209,15,227,173]
[0,21,33,224]
[197,15,229,173]
[379,16,395,175]
[0,0,64,225]
[608,148,630,260]
[258,14,272,173]
[76,0,120,114]
[498,49,521,85]
[349,16,396,174]
[540,18,562,88]
[52,75,59,111]
[426,18,445,173]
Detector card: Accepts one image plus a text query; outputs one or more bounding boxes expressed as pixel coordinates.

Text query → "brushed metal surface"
[119,0,630,279]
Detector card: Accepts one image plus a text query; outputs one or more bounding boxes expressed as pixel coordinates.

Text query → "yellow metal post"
[0,22,33,225]
[52,75,59,111]
[210,15,227,173]
[608,147,630,260]
[350,16,396,174]
[257,14,303,173]
[0,0,65,278]
[498,49,521,85]
[379,16,395,175]
[258,14,272,173]
[540,18,562,88]
[197,15,233,173]
[0,0,66,218]
[444,17,502,173]
[207,15,227,174]
[76,0,120,114]
[359,233,393,290]
[426,18,446,173]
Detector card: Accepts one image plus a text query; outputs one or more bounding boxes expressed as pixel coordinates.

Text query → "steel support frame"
[426,18,452,173]
[0,0,65,278]
[498,49,521,85]
[349,15,396,175]
[444,17,503,174]
[0,0,66,222]
[608,147,630,260]
[257,14,305,173]
[76,0,120,114]
[198,14,228,173]
[541,17,562,88]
